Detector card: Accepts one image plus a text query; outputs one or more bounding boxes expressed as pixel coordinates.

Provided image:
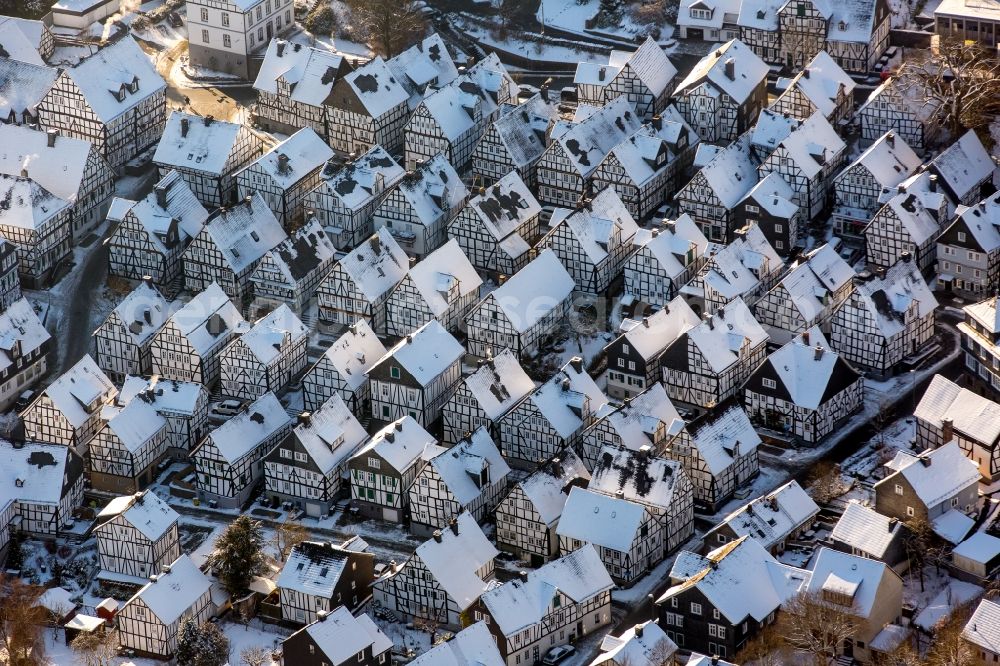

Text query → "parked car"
[210,399,246,419]
[541,645,575,665]
[14,390,35,412]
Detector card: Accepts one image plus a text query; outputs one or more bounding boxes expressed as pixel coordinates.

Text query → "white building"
[187,0,294,79]
[574,38,677,120]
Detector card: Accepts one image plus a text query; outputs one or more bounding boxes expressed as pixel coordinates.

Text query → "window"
[906,506,915,517]
[774,224,783,233]
[200,7,208,20]
[368,457,380,469]
[622,344,630,354]
[958,231,967,242]
[746,204,759,214]
[390,366,401,379]
[713,608,720,619]
[202,29,210,42]
[690,602,702,615]
[952,497,959,507]
[762,378,776,389]
[223,34,231,47]
[717,534,728,543]
[670,597,678,608]
[895,484,903,495]
[221,11,229,25]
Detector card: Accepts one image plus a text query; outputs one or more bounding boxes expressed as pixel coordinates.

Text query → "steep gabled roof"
[424,428,510,506]
[245,128,334,190]
[336,228,409,302]
[202,192,286,274]
[374,319,463,386]
[154,111,260,177]
[553,96,642,179]
[315,319,387,393]
[915,374,1000,446]
[758,327,862,410]
[674,39,768,104]
[461,349,535,421]
[405,239,482,316]
[63,37,165,124]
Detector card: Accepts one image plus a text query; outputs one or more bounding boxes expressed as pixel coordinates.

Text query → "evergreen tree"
[175,619,230,666]
[211,516,268,596]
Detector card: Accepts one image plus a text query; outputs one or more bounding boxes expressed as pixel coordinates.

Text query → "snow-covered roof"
[0,440,79,509]
[202,192,286,274]
[590,445,687,512]
[848,258,937,339]
[737,0,784,31]
[480,545,613,635]
[553,96,642,179]
[353,416,442,473]
[413,512,497,611]
[374,319,463,386]
[245,128,333,190]
[750,109,800,160]
[965,296,1000,334]
[594,622,677,666]
[316,145,404,213]
[930,130,995,202]
[0,174,70,231]
[298,608,391,663]
[781,51,855,117]
[38,587,75,617]
[875,186,941,246]
[915,374,1000,446]
[814,0,882,42]
[130,554,210,625]
[166,282,246,356]
[881,441,980,510]
[0,124,92,204]
[117,375,205,417]
[257,216,335,288]
[41,353,116,428]
[528,357,607,439]
[425,428,510,506]
[607,37,677,97]
[405,239,482,316]
[0,19,46,65]
[63,37,165,124]
[461,349,535,421]
[253,40,348,105]
[107,281,169,346]
[417,56,515,142]
[234,304,307,365]
[830,500,904,560]
[315,319,386,393]
[954,531,1000,565]
[154,112,260,177]
[687,655,738,666]
[205,392,292,464]
[859,76,941,124]
[336,228,409,302]
[630,214,709,282]
[678,0,742,29]
[97,490,178,542]
[0,59,56,120]
[0,298,50,377]
[485,248,574,334]
[772,243,853,323]
[292,394,368,476]
[963,599,1000,655]
[772,111,845,180]
[101,398,167,453]
[685,401,761,476]
[686,297,769,373]
[609,125,680,189]
[617,295,701,362]
[557,486,647,551]
[344,56,410,118]
[714,479,819,551]
[394,153,467,225]
[407,622,504,666]
[806,547,893,619]
[843,131,921,192]
[660,536,810,624]
[592,383,685,448]
[553,187,638,265]
[953,193,1000,254]
[126,170,208,255]
[465,171,541,253]
[277,540,355,597]
[742,172,798,219]
[489,94,558,168]
[516,451,591,526]
[692,133,759,208]
[915,579,983,631]
[759,326,861,410]
[674,39,768,104]
[0,18,46,56]
[387,33,459,109]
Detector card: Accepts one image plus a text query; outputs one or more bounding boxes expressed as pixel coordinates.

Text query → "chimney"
[704,312,714,330]
[724,58,735,81]
[900,251,912,263]
[449,517,459,535]
[181,117,189,138]
[277,153,290,171]
[642,317,649,328]
[277,40,286,57]
[395,421,403,431]
[519,570,528,583]
[802,330,810,345]
[46,129,58,148]
[550,457,562,478]
[651,115,662,131]
[888,517,899,531]
[920,456,931,467]
[432,530,442,543]
[711,657,720,666]
[814,344,824,361]
[316,610,328,622]
[941,417,954,443]
[155,184,167,209]
[929,175,938,192]
[635,623,644,638]
[598,66,606,82]
[569,356,583,373]
[385,432,395,443]
[803,68,810,79]
[298,412,312,426]
[540,77,552,102]
[886,131,895,148]
[141,275,153,287]
[19,167,27,179]
[204,115,214,126]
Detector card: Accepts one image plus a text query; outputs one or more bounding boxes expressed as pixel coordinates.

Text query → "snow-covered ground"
[537,0,674,43]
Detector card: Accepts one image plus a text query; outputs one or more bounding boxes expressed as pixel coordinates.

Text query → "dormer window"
[128,76,140,93]
[690,7,712,18]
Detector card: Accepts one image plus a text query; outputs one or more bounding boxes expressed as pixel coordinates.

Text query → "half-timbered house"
[326,56,410,155]
[384,238,482,336]
[372,511,497,629]
[447,171,541,280]
[0,59,56,128]
[0,17,53,61]
[936,193,1000,299]
[864,183,944,274]
[150,282,247,386]
[535,96,641,209]
[410,427,511,536]
[831,131,922,238]
[753,242,855,343]
[219,304,308,400]
[117,554,212,659]
[348,416,444,522]
[89,398,169,494]
[733,172,801,255]
[117,375,210,458]
[94,490,180,584]
[703,478,820,554]
[743,327,864,443]
[0,297,50,411]
[471,92,558,188]
[192,391,293,509]
[574,38,676,120]
[0,173,72,287]
[687,223,784,316]
[93,280,170,382]
[281,607,391,666]
[464,248,575,359]
[22,353,116,453]
[960,296,1000,398]
[277,540,375,623]
[386,33,460,112]
[315,228,408,331]
[494,451,591,566]
[236,127,334,227]
[264,396,368,516]
[474,546,614,666]
[302,319,386,414]
[770,51,856,126]
[540,187,639,294]
[0,238,20,312]
[305,146,405,251]
[367,319,464,427]
[371,153,468,259]
[498,356,607,468]
[624,214,711,308]
[248,216,336,316]
[153,111,269,209]
[822,0,892,74]
[108,170,209,286]
[828,254,937,377]
[36,37,166,169]
[672,39,768,144]
[181,192,287,307]
[927,129,997,208]
[440,348,535,445]
[857,78,939,155]
[661,297,769,409]
[915,374,1000,481]
[578,383,686,468]
[604,297,701,400]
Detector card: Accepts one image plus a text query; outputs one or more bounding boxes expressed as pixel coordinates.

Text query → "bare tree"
[70,631,119,666]
[737,622,787,666]
[805,461,848,505]
[273,520,310,562]
[0,575,47,666]
[777,590,863,665]
[902,517,947,593]
[898,37,1000,140]
[345,0,426,58]
[872,638,921,666]
[925,601,976,666]
[240,645,271,666]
